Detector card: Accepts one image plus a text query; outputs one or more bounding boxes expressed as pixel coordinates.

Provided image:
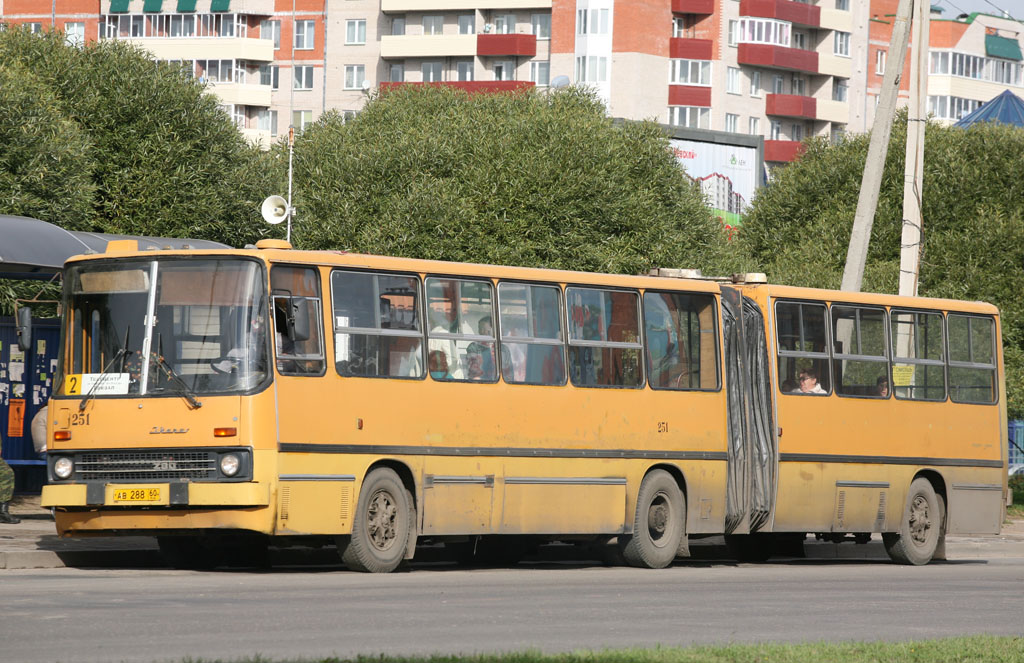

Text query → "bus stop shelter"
[0,214,229,491]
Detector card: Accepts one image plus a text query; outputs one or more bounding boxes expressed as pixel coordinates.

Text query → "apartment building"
[1,1,1022,162]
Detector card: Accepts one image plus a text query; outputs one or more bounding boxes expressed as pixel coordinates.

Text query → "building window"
[834,31,850,57]
[770,120,782,140]
[577,8,609,35]
[833,78,848,102]
[494,14,515,34]
[726,113,739,133]
[876,49,886,74]
[294,65,314,90]
[257,109,277,134]
[831,126,845,144]
[792,74,806,96]
[344,64,366,90]
[292,110,312,132]
[750,71,761,97]
[346,19,366,45]
[457,60,474,81]
[670,59,711,86]
[749,117,760,135]
[294,20,315,50]
[727,67,741,94]
[836,0,850,10]
[669,106,709,129]
[64,22,85,47]
[423,15,443,35]
[25,22,43,34]
[422,61,443,82]
[738,18,791,48]
[390,63,405,82]
[772,74,784,94]
[260,19,280,49]
[793,32,807,50]
[791,123,804,141]
[927,95,981,120]
[728,20,738,46]
[458,14,474,35]
[531,14,551,39]
[575,55,608,83]
[531,60,550,86]
[494,60,515,81]
[260,64,279,89]
[391,16,406,36]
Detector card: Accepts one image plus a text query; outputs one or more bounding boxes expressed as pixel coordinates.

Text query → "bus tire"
[619,470,684,569]
[883,477,943,565]
[342,468,411,573]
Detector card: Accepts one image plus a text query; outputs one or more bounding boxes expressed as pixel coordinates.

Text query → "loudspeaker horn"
[260,195,289,225]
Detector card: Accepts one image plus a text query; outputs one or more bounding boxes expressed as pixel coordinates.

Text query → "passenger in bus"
[466,317,496,380]
[795,369,826,394]
[429,306,473,379]
[781,379,798,393]
[428,350,452,380]
[876,376,890,397]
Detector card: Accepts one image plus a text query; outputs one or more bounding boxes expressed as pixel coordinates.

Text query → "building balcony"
[738,43,817,73]
[240,127,273,149]
[128,37,274,63]
[381,81,535,94]
[207,82,272,107]
[765,139,804,162]
[477,34,537,57]
[816,99,849,124]
[668,85,711,107]
[381,0,551,12]
[381,34,476,59]
[672,0,715,14]
[765,93,815,119]
[670,37,712,60]
[739,0,820,28]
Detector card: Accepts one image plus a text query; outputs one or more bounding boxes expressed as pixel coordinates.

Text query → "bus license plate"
[112,487,162,503]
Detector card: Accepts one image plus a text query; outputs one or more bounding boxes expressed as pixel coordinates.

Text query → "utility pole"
[898,0,929,298]
[840,0,915,293]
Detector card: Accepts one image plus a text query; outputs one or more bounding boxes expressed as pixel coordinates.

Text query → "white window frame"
[458,15,475,35]
[531,60,550,86]
[668,106,709,129]
[344,64,366,90]
[294,20,315,50]
[422,61,443,82]
[494,60,515,81]
[725,113,739,133]
[670,59,711,86]
[876,49,886,75]
[346,19,366,45]
[494,14,515,34]
[292,110,312,132]
[423,15,444,35]
[390,63,405,82]
[64,22,85,47]
[260,19,280,49]
[834,31,850,57]
[750,70,762,97]
[293,65,314,90]
[727,67,741,94]
[575,55,608,83]
[531,14,550,40]
[457,60,474,81]
[749,116,760,135]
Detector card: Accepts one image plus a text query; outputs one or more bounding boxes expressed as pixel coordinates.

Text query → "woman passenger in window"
[795,368,826,394]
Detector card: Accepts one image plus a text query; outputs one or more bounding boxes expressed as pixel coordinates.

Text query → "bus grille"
[76,451,217,481]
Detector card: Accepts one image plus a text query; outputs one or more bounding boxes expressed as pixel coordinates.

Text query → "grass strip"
[180,635,1023,663]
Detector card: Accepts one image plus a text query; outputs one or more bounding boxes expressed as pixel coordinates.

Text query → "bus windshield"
[61,258,269,397]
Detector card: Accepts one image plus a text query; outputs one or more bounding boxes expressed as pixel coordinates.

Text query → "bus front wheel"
[883,477,944,565]
[619,470,685,569]
[342,468,412,573]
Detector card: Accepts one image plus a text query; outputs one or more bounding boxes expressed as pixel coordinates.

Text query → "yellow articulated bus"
[39,240,1007,571]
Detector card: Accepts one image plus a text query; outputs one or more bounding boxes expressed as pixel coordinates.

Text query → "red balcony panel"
[737,43,817,73]
[739,0,820,27]
[381,81,535,95]
[764,139,804,162]
[765,93,816,119]
[672,0,715,14]
[668,85,712,107]
[670,37,713,60]
[477,34,537,57]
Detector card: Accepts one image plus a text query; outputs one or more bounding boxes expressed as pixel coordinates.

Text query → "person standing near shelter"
[0,442,20,524]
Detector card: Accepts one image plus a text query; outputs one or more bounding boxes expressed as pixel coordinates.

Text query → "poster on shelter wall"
[669,138,758,233]
[7,398,25,438]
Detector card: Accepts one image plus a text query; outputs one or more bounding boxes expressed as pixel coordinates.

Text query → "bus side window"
[271,265,326,376]
[497,282,566,385]
[566,287,643,388]
[891,309,946,401]
[831,305,888,398]
[947,314,997,404]
[643,291,719,391]
[775,301,830,395]
[425,277,496,382]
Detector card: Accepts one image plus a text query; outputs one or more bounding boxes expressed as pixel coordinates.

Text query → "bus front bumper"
[41,481,270,508]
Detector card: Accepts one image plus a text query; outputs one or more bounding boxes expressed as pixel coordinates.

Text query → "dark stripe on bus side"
[780,453,1003,468]
[279,443,729,461]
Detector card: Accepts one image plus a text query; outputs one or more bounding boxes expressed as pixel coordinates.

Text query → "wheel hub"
[366,489,398,551]
[647,493,670,542]
[909,494,932,545]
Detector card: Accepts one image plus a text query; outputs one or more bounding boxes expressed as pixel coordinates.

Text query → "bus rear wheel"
[342,468,412,573]
[619,470,685,569]
[883,477,943,565]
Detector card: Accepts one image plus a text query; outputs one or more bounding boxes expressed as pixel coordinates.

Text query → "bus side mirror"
[288,297,310,342]
[16,306,32,352]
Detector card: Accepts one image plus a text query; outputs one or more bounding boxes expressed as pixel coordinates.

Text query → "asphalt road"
[3,556,1023,663]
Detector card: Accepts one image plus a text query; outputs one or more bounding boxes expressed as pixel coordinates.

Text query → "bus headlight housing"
[54,457,74,480]
[219,453,240,477]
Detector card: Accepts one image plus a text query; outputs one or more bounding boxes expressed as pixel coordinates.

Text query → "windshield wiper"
[150,354,203,409]
[78,347,129,412]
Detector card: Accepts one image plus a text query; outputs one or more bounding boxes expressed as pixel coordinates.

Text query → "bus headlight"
[54,457,74,480]
[219,454,240,477]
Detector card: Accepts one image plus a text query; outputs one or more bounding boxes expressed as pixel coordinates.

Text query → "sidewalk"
[2,494,1023,570]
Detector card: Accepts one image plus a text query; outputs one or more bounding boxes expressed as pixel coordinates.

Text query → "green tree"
[739,113,1024,417]
[0,27,277,247]
[289,85,734,275]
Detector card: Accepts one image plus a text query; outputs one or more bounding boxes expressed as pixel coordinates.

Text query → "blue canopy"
[954,89,1024,128]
